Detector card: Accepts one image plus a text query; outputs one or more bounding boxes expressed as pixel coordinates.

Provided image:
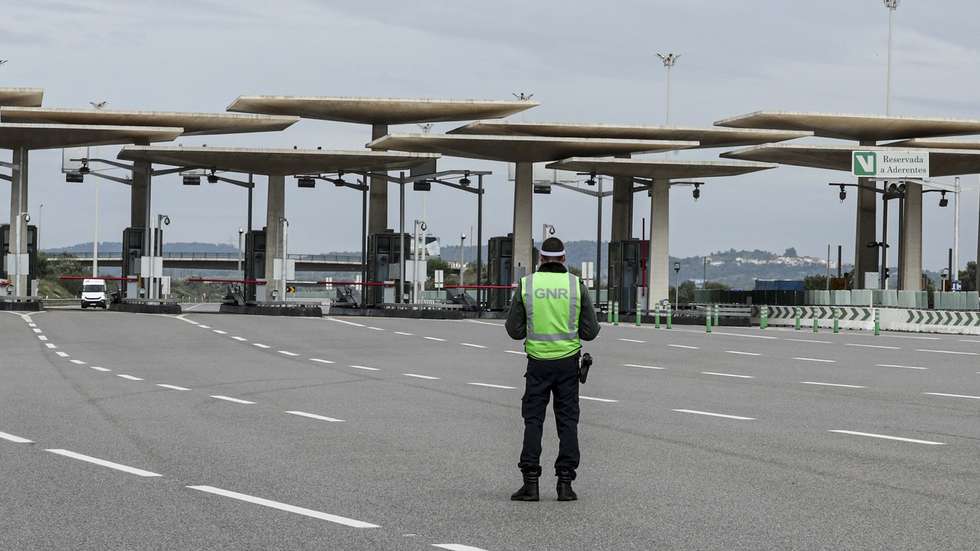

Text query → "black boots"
[511,466,541,501]
[556,470,577,501]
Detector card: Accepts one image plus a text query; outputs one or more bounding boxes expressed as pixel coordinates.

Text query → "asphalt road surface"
[2,307,979,550]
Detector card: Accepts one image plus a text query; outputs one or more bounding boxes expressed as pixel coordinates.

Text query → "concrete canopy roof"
[227,96,539,125]
[0,88,43,107]
[368,134,697,163]
[546,157,776,179]
[449,120,810,148]
[885,137,980,150]
[0,107,297,136]
[117,145,440,176]
[0,123,182,150]
[715,111,980,142]
[721,143,980,177]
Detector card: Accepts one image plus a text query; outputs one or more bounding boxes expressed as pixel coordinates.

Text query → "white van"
[81,278,107,309]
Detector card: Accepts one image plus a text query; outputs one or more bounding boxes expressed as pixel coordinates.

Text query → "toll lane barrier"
[757,305,980,335]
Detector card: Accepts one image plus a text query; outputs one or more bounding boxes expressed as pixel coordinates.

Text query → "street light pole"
[656,52,680,124]
[237,228,244,276]
[281,216,289,301]
[459,233,466,287]
[92,181,100,278]
[953,176,960,286]
[884,0,899,115]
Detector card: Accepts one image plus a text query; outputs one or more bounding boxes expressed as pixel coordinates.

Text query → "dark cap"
[540,237,565,258]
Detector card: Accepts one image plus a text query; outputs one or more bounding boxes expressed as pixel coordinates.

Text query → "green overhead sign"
[852,150,930,178]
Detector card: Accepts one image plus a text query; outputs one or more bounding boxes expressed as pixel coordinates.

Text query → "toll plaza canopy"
[117,145,440,175]
[715,111,980,142]
[368,133,697,162]
[546,157,777,179]
[0,123,182,150]
[450,120,810,149]
[885,137,980,150]
[227,96,539,125]
[0,107,298,136]
[721,143,980,178]
[0,88,43,107]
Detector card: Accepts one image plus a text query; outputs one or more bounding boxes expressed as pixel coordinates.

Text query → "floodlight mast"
[656,53,680,124]
[883,0,899,115]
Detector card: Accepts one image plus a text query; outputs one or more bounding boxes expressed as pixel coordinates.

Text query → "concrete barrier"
[759,305,980,335]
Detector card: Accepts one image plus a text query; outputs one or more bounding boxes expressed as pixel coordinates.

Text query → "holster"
[578,353,592,384]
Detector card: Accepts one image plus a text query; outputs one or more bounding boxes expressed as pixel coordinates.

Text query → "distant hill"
[44,241,239,254]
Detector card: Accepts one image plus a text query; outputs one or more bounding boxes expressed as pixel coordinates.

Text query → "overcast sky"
[2,0,978,270]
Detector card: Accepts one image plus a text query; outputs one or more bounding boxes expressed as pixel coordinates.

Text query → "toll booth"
[244,229,266,302]
[120,227,162,299]
[1,224,38,295]
[366,230,409,306]
[487,234,538,311]
[607,239,649,313]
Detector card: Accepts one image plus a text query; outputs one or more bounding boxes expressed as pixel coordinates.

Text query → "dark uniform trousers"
[519,352,580,478]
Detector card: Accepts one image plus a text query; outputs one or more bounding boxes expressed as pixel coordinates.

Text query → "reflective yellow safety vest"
[521,271,582,360]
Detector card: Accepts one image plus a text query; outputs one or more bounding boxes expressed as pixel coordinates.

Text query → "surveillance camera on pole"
[656,52,681,125]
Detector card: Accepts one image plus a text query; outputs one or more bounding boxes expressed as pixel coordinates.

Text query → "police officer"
[506,236,600,501]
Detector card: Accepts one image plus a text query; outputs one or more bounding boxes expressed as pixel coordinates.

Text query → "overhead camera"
[692,183,701,201]
[207,170,218,184]
[839,185,847,202]
[459,171,471,186]
[161,215,171,226]
[939,191,949,207]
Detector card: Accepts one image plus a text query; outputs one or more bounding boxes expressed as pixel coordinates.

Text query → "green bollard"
[614,301,620,325]
[794,307,801,331]
[760,305,769,330]
[635,295,642,327]
[607,302,612,324]
[812,317,819,333]
[705,307,712,334]
[666,306,673,329]
[713,304,720,327]
[654,305,661,329]
[874,308,880,336]
[833,308,840,334]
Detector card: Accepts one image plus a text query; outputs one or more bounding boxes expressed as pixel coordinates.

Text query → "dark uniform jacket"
[505,262,601,343]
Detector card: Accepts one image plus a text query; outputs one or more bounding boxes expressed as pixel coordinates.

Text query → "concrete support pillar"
[512,161,534,280]
[131,159,150,229]
[646,179,670,309]
[9,147,29,296]
[899,182,923,290]
[264,174,285,300]
[368,123,389,236]
[611,153,633,242]
[853,141,877,289]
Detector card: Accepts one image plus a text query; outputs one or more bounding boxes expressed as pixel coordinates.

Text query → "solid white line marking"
[45,343,56,349]
[787,338,831,344]
[117,374,143,381]
[394,331,414,336]
[285,410,345,423]
[404,373,439,380]
[793,357,836,363]
[157,384,190,391]
[69,359,86,365]
[623,363,664,370]
[924,392,980,400]
[212,329,227,335]
[37,335,47,341]
[350,365,380,371]
[253,343,270,349]
[89,366,110,372]
[828,430,944,446]
[46,449,162,477]
[460,343,487,349]
[618,338,646,343]
[801,381,865,389]
[210,395,255,405]
[432,545,489,551]
[505,350,526,356]
[580,396,618,403]
[669,344,699,350]
[877,364,928,370]
[725,350,761,356]
[846,343,900,350]
[231,336,247,342]
[187,485,378,528]
[328,317,366,328]
[702,371,754,379]
[310,358,335,364]
[424,336,446,342]
[55,351,69,357]
[367,326,384,331]
[0,431,32,443]
[916,349,978,356]
[278,350,299,357]
[467,382,516,390]
[672,409,754,420]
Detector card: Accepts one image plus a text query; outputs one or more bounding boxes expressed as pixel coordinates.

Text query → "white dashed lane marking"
[89,366,110,372]
[367,326,384,331]
[394,331,413,336]
[278,351,299,357]
[618,338,646,343]
[505,350,526,356]
[787,338,830,344]
[846,343,900,350]
[916,349,978,356]
[55,351,69,358]
[793,357,836,363]
[580,396,618,403]
[404,373,440,380]
[924,392,980,400]
[672,409,755,421]
[285,410,345,423]
[328,318,366,328]
[350,365,380,371]
[432,545,490,551]
[467,383,516,390]
[46,449,162,477]
[424,337,446,342]
[623,363,664,370]
[669,344,699,350]
[117,374,143,381]
[157,384,190,391]
[210,395,256,405]
[0,431,33,444]
[701,371,754,379]
[198,325,211,329]
[231,336,247,342]
[877,364,928,370]
[69,359,86,365]
[187,485,378,528]
[37,335,47,341]
[828,430,945,446]
[212,330,227,335]
[725,350,761,356]
[253,343,270,349]
[45,343,56,349]
[460,343,487,349]
[310,358,335,364]
[801,381,865,389]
